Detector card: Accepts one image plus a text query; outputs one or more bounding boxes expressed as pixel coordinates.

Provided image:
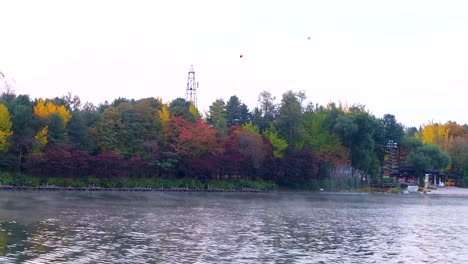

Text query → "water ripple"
[0,192,467,263]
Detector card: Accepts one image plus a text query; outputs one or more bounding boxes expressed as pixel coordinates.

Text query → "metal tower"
[185,65,198,107]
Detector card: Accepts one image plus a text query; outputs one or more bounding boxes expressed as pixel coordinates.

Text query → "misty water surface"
[0,191,467,263]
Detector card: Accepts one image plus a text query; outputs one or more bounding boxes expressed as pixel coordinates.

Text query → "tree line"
[0,86,466,189]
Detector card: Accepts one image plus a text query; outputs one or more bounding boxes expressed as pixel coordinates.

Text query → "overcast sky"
[1,0,467,127]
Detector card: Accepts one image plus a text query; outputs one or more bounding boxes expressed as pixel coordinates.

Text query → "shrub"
[0,172,14,186]
[69,179,86,188]
[13,173,27,186]
[47,177,66,187]
[209,180,235,189]
[207,179,277,190]
[387,187,403,194]
[174,178,203,189]
[381,177,395,184]
[301,179,320,191]
[87,176,100,186]
[256,180,278,190]
[24,177,41,187]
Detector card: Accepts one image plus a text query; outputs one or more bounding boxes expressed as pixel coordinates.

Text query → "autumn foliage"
[34,98,72,125]
[170,116,221,158]
[0,91,465,187]
[0,103,12,151]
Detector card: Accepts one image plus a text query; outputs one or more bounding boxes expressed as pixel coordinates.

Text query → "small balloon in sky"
[240,54,243,58]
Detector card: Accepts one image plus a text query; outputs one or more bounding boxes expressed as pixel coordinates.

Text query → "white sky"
[0,0,467,127]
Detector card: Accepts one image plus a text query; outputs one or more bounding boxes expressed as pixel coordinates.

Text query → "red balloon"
[240,54,243,58]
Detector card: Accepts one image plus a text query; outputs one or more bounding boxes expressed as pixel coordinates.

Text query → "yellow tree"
[33,98,50,119]
[158,104,171,124]
[56,105,72,124]
[418,122,450,151]
[444,121,465,138]
[33,126,48,152]
[33,98,72,126]
[189,102,201,120]
[0,103,13,151]
[418,121,465,153]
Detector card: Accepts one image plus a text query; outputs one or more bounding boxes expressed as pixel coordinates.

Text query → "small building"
[395,167,445,186]
[396,167,418,185]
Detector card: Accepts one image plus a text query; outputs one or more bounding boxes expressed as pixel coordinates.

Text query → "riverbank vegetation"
[0,172,277,191]
[0,79,467,190]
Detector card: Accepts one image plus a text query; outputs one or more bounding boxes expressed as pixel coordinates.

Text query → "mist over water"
[0,191,467,263]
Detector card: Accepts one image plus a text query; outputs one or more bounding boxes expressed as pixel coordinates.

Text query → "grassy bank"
[0,172,376,192]
[0,172,278,191]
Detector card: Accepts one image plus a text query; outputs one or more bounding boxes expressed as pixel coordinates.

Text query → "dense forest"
[0,82,467,190]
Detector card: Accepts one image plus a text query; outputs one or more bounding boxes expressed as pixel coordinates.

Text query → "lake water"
[0,191,467,263]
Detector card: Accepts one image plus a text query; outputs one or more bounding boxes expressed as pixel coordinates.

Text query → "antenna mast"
[185,65,198,107]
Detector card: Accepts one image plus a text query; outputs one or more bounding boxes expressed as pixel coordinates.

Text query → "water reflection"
[0,192,467,263]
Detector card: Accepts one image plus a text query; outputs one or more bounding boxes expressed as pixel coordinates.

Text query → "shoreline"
[427,186,468,196]
[1,184,466,195]
[0,185,269,193]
